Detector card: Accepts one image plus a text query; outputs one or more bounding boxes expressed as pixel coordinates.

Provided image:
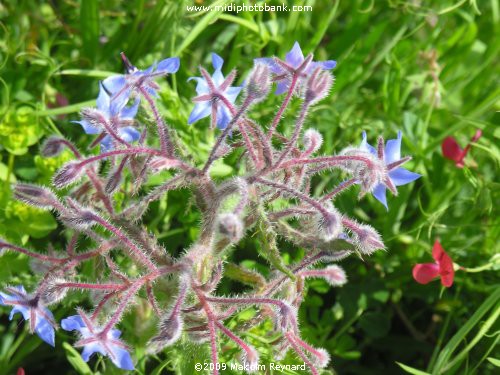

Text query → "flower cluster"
[0,42,420,374]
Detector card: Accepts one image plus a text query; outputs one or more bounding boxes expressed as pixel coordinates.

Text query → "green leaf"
[358,312,391,338]
[80,0,99,62]
[396,362,431,375]
[487,357,500,367]
[63,342,93,375]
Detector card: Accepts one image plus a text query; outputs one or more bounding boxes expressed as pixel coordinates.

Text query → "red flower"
[412,240,455,287]
[441,129,482,168]
[17,368,25,375]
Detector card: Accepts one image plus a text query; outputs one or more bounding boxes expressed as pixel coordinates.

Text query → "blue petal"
[156,57,180,74]
[72,120,101,135]
[118,127,141,143]
[9,305,30,321]
[224,86,242,103]
[216,105,231,129]
[120,98,140,120]
[385,131,402,164]
[110,329,122,339]
[100,135,113,152]
[110,345,135,370]
[96,83,111,113]
[389,168,421,186]
[286,42,305,68]
[188,77,209,95]
[360,131,377,155]
[212,53,224,70]
[254,58,282,74]
[82,342,107,362]
[61,315,85,331]
[275,80,290,95]
[212,69,225,86]
[320,60,337,70]
[188,102,212,124]
[35,316,55,346]
[102,76,126,96]
[372,184,388,209]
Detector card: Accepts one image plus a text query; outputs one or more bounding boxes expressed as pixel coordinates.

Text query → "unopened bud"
[239,345,260,373]
[305,68,333,104]
[40,277,67,305]
[318,206,342,241]
[105,168,123,194]
[149,312,183,352]
[322,265,347,286]
[41,136,67,157]
[52,161,85,189]
[245,63,271,102]
[149,157,181,173]
[14,183,60,210]
[218,213,244,243]
[312,347,331,368]
[352,224,385,255]
[273,302,297,332]
[60,200,97,230]
[303,129,323,154]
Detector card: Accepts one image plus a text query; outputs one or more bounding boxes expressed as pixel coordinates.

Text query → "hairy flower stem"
[274,100,311,168]
[101,278,145,335]
[0,242,63,263]
[86,168,114,214]
[214,321,255,360]
[267,74,299,139]
[202,95,254,174]
[89,214,157,270]
[139,87,174,157]
[253,177,331,218]
[320,177,357,202]
[286,333,319,375]
[57,282,125,291]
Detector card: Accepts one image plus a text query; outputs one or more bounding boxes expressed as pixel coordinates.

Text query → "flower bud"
[352,224,385,255]
[312,347,331,368]
[60,199,97,230]
[80,107,106,129]
[317,205,342,241]
[13,183,59,210]
[41,136,67,157]
[239,345,260,373]
[273,302,297,332]
[52,161,85,189]
[218,213,244,243]
[305,68,333,104]
[149,311,183,352]
[321,265,347,286]
[303,129,323,154]
[149,157,181,173]
[245,63,271,102]
[40,277,67,305]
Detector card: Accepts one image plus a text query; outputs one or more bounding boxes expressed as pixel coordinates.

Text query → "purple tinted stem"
[267,73,299,139]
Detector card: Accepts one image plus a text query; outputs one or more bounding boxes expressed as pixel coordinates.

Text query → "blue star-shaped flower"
[73,83,141,152]
[255,41,336,95]
[0,285,56,346]
[102,54,180,104]
[62,313,134,371]
[360,131,421,209]
[188,53,242,129]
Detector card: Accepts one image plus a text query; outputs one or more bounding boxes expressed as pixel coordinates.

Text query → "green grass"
[0,0,499,374]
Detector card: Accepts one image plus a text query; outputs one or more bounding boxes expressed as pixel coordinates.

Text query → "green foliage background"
[0,0,498,374]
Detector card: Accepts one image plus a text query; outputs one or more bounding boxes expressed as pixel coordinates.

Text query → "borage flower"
[412,240,455,287]
[102,53,180,103]
[441,129,482,168]
[188,53,242,129]
[0,285,56,346]
[73,83,140,152]
[62,312,134,370]
[256,41,336,95]
[360,131,421,209]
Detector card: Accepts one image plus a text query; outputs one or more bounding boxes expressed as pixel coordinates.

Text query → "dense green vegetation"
[0,1,498,374]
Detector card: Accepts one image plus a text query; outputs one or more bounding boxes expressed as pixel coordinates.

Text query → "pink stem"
[267,74,299,139]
